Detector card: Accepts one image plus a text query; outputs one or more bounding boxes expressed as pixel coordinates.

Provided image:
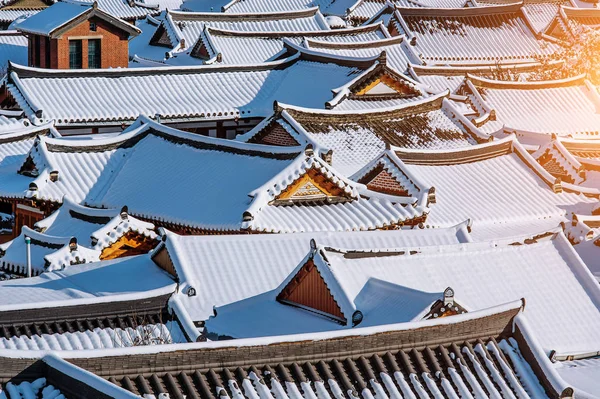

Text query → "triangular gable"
[272,166,354,206]
[150,23,175,48]
[247,119,301,147]
[350,65,422,99]
[354,153,422,198]
[276,257,346,323]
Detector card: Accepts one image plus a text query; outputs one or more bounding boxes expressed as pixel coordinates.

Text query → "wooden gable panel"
[100,231,158,261]
[277,259,345,322]
[254,122,300,147]
[354,73,420,97]
[273,168,350,205]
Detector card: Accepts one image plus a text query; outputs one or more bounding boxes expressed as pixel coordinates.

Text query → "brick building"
[14,1,139,69]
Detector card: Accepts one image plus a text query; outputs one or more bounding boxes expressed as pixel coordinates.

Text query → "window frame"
[68,39,82,69]
[87,38,101,69]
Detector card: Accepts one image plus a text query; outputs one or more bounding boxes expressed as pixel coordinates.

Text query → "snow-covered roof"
[162,7,329,52]
[0,253,175,311]
[14,1,141,37]
[465,74,600,140]
[0,8,39,24]
[159,223,472,322]
[0,30,26,70]
[9,118,424,233]
[61,0,161,21]
[352,136,598,240]
[181,24,390,66]
[0,317,187,351]
[239,93,487,177]
[0,122,58,199]
[6,52,379,126]
[293,35,421,73]
[209,231,600,355]
[554,357,600,398]
[544,5,600,41]
[390,3,562,66]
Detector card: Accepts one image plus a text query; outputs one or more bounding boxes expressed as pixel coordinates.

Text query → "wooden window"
[88,39,101,69]
[69,39,82,69]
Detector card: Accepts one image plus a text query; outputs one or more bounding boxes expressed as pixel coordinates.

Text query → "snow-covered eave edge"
[204,22,389,39]
[514,314,597,399]
[6,51,301,77]
[37,115,304,156]
[42,354,140,398]
[0,300,524,359]
[0,281,177,313]
[409,59,565,75]
[466,72,588,90]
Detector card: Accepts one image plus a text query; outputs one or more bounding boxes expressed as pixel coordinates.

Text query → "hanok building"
[137,8,330,64]
[544,5,600,43]
[1,49,410,135]
[0,122,58,241]
[0,117,427,235]
[534,136,600,187]
[353,137,598,240]
[1,302,584,398]
[132,22,397,67]
[0,251,188,352]
[239,92,490,176]
[14,1,140,69]
[459,74,600,145]
[152,225,473,326]
[476,0,576,34]
[204,231,600,351]
[386,3,562,66]
[0,197,158,276]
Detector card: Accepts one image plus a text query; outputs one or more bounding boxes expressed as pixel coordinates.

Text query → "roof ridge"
[467,73,587,89]
[304,35,404,49]
[396,1,523,16]
[205,22,385,37]
[168,6,319,20]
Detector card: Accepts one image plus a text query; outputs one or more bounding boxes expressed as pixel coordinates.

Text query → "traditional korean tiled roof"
[182,23,390,65]
[222,0,335,13]
[295,35,421,73]
[352,136,598,240]
[0,122,58,199]
[0,253,176,310]
[478,0,573,33]
[5,51,379,126]
[544,5,600,42]
[0,30,26,69]
[239,92,487,176]
[2,301,574,399]
[535,137,600,190]
[388,3,562,66]
[0,197,158,273]
[463,74,600,140]
[60,0,162,21]
[0,311,187,351]
[206,231,600,354]
[7,118,424,233]
[13,1,141,37]
[156,224,472,322]
[161,7,329,52]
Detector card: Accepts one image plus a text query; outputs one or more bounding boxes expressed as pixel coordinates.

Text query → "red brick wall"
[54,16,130,69]
[365,167,409,196]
